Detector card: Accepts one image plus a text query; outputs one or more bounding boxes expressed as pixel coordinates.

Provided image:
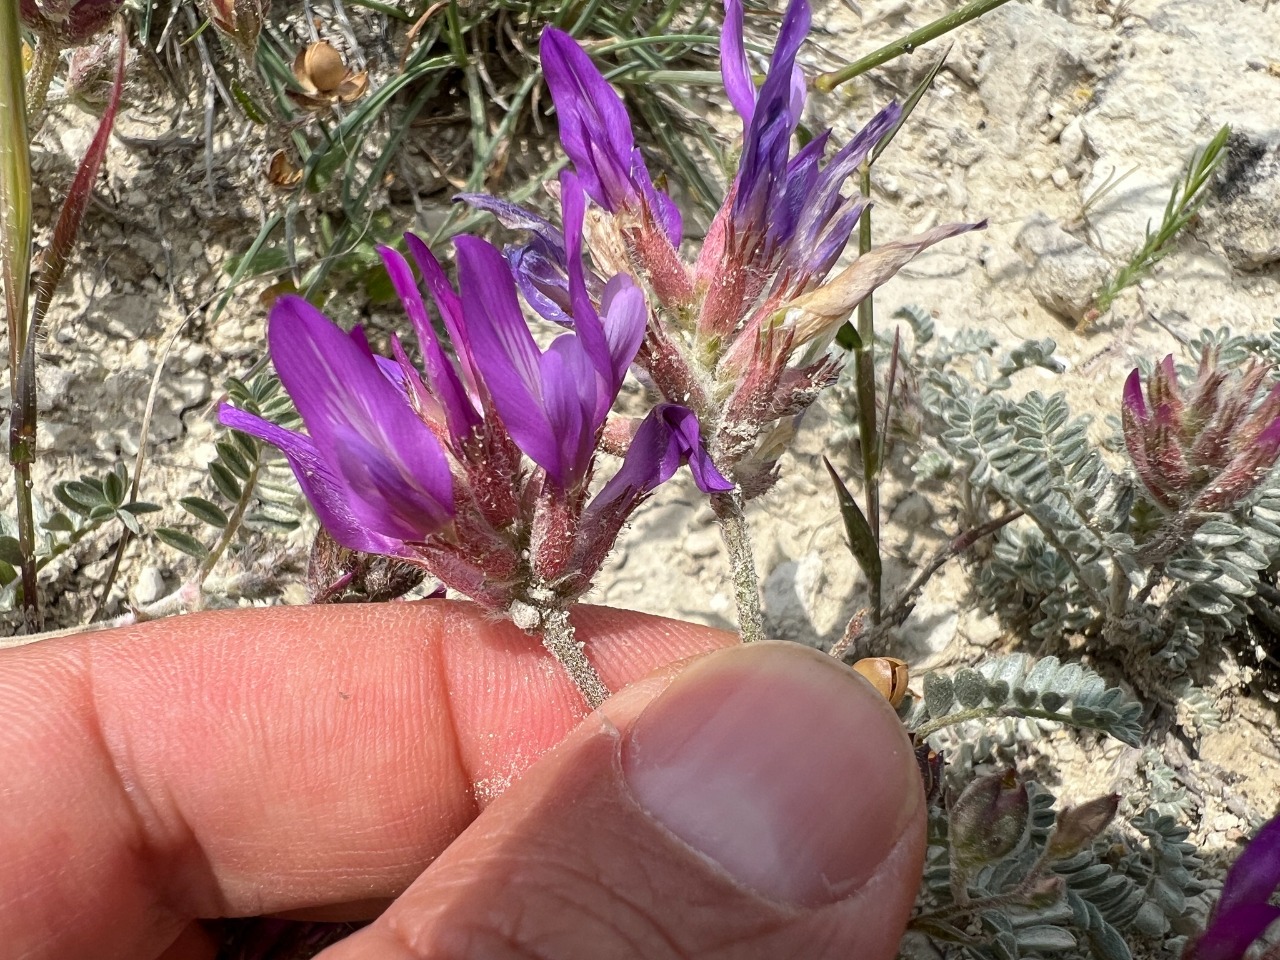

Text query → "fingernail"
[622,643,921,907]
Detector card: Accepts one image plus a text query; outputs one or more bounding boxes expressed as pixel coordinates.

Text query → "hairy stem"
[539,607,611,710]
[711,489,764,644]
[23,36,60,137]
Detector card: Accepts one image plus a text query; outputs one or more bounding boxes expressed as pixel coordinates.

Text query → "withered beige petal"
[784,220,985,345]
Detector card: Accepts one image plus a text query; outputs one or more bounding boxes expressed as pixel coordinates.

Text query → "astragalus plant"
[467,0,979,642]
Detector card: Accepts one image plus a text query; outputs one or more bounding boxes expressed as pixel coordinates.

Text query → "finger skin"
[0,601,734,960]
[318,643,926,960]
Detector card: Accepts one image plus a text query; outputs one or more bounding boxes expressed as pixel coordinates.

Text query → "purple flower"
[596,404,732,512]
[540,27,682,245]
[1186,815,1280,960]
[454,208,646,491]
[471,1,981,500]
[219,295,456,555]
[729,0,812,240]
[221,232,726,612]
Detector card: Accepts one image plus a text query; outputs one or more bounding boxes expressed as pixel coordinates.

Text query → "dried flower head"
[948,769,1029,871]
[288,41,368,110]
[465,0,981,496]
[1044,793,1121,860]
[1122,350,1280,513]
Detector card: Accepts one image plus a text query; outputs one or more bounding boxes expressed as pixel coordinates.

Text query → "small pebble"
[133,566,166,606]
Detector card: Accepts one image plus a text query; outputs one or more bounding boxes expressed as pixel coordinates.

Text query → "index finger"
[0,601,734,960]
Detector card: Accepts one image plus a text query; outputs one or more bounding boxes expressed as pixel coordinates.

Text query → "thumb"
[318,642,925,960]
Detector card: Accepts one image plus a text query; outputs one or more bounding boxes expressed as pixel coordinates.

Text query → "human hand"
[0,602,924,959]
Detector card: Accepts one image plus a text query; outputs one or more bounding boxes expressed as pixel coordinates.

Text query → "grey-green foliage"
[902,653,1145,747]
[0,464,160,610]
[913,785,1207,960]
[902,320,1280,677]
[899,652,1206,960]
[155,373,303,563]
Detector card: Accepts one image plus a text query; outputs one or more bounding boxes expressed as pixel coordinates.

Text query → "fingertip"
[322,641,924,960]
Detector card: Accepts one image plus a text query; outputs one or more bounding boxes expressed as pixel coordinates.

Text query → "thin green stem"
[815,0,1015,92]
[854,161,881,622]
[2,4,36,624]
[195,457,261,585]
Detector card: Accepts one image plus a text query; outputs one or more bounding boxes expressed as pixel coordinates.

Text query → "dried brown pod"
[266,149,302,188]
[852,656,910,708]
[288,41,368,110]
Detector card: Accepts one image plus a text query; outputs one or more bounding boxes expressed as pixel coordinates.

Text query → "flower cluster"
[471,0,981,496]
[220,0,978,691]
[1122,351,1280,513]
[1184,814,1280,960]
[221,203,729,620]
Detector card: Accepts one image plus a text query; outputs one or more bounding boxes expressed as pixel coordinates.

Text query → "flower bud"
[949,769,1029,870]
[20,0,120,46]
[1123,350,1280,512]
[1045,793,1121,861]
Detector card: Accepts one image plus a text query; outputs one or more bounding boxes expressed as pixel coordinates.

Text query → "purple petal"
[562,170,646,416]
[539,336,600,488]
[646,184,684,246]
[593,404,732,514]
[541,28,640,212]
[1221,815,1280,914]
[1191,903,1280,960]
[378,245,480,446]
[1258,416,1280,458]
[662,404,734,492]
[732,0,811,230]
[785,102,900,265]
[455,236,560,473]
[1123,369,1149,422]
[721,0,756,123]
[456,193,600,325]
[387,332,442,423]
[801,195,869,281]
[510,243,573,326]
[403,233,483,396]
[218,404,411,558]
[454,193,567,262]
[598,274,646,398]
[788,62,807,122]
[560,170,599,329]
[266,296,456,541]
[770,130,828,248]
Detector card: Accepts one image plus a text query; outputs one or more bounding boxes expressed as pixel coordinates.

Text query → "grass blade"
[0,0,31,387]
[824,456,883,621]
